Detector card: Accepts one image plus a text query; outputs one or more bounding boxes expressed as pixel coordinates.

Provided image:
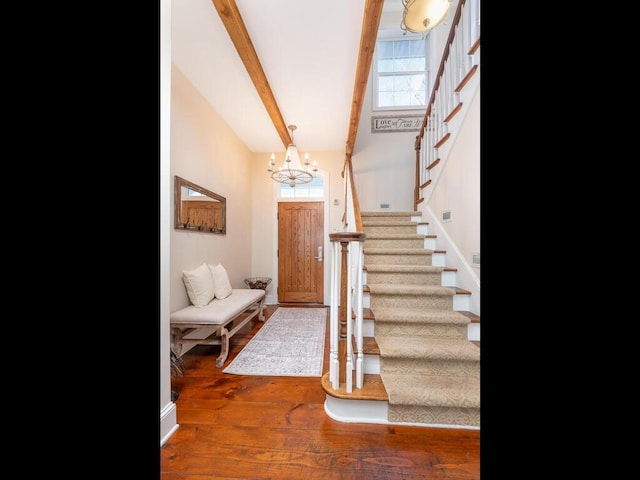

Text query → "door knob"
[314,246,323,261]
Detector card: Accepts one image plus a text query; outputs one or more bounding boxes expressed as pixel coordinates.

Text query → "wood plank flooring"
[161,304,480,479]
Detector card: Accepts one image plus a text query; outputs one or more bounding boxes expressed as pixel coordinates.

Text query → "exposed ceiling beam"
[346,0,384,157]
[210,0,291,147]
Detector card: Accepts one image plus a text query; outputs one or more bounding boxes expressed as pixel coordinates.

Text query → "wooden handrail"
[344,0,385,158]
[344,156,364,233]
[340,0,383,233]
[419,0,468,135]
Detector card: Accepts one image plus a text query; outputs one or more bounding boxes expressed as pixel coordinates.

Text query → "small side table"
[244,277,272,312]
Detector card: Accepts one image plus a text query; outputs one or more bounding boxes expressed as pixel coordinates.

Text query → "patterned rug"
[223,307,327,376]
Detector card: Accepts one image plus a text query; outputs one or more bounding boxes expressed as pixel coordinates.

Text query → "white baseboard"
[160,402,178,446]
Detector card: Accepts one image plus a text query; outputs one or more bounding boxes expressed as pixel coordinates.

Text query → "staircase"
[322,211,480,429]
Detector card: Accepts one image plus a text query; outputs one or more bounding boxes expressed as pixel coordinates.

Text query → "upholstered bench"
[170,288,266,368]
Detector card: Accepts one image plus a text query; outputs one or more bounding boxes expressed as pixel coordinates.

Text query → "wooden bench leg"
[170,347,184,377]
[216,326,230,368]
[170,327,186,377]
[171,327,184,357]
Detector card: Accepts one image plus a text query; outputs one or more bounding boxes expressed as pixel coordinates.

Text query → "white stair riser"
[364,354,380,374]
[431,252,445,266]
[324,396,388,425]
[468,323,480,342]
[363,318,374,336]
[424,237,437,250]
[324,396,479,430]
[441,270,456,286]
[415,222,428,235]
[453,294,469,311]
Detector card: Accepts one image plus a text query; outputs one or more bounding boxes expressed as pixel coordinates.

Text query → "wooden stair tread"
[451,286,471,295]
[458,311,479,323]
[350,333,380,355]
[363,336,379,355]
[321,372,388,401]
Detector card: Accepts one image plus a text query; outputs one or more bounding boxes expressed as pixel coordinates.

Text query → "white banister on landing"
[329,237,340,390]
[328,232,365,394]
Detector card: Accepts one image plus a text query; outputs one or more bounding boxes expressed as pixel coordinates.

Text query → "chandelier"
[268,125,317,187]
[401,0,452,35]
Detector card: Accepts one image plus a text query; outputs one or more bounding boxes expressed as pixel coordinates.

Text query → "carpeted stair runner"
[365,264,445,285]
[362,211,480,428]
[373,308,470,338]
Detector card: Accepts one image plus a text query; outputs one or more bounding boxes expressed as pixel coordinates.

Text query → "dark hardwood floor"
[161,304,480,479]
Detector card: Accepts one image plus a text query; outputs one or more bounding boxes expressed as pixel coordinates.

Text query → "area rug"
[223,307,327,376]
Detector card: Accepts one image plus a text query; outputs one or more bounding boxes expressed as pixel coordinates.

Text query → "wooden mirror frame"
[174,176,226,234]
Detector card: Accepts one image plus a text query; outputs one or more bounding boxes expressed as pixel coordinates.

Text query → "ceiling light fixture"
[401,0,452,35]
[267,125,317,188]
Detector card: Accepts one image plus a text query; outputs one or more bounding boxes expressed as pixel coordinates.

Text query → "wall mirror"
[174,176,226,234]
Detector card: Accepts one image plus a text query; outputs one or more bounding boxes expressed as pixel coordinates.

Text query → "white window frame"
[277,174,324,199]
[372,35,429,112]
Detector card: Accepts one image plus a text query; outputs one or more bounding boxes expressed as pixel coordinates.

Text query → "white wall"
[167,65,257,355]
[419,10,481,299]
[350,64,417,212]
[428,87,480,281]
[420,83,481,315]
[170,65,255,312]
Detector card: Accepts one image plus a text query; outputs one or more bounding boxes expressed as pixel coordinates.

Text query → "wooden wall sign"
[371,114,422,133]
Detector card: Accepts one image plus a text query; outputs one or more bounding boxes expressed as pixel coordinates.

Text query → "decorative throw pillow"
[182,263,215,307]
[209,263,233,299]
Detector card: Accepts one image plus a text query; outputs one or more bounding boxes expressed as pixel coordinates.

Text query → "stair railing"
[326,0,382,393]
[329,157,365,392]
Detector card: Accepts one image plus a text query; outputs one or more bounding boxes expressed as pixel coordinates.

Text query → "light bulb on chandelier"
[267,125,317,187]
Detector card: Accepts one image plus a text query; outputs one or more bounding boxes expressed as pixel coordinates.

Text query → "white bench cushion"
[170,289,265,325]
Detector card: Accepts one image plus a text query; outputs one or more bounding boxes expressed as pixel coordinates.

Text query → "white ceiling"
[171,0,406,153]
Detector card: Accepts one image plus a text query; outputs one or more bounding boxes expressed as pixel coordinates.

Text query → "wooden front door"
[277,202,324,303]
